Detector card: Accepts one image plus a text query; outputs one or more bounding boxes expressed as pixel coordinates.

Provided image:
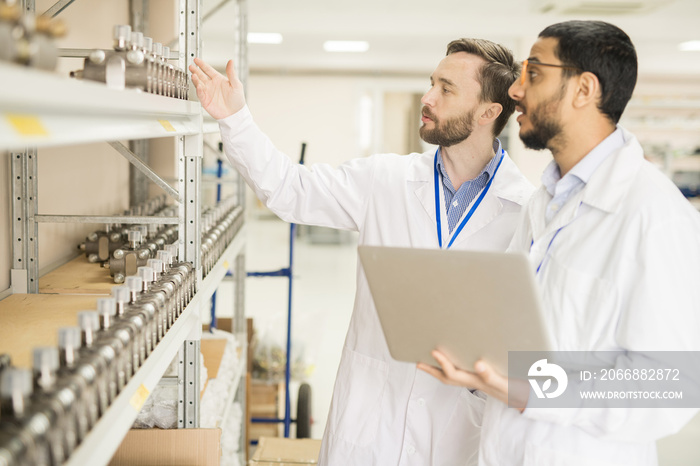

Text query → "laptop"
[358,245,553,374]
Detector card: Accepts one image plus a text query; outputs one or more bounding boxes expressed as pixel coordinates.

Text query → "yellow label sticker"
[158,119,176,132]
[223,261,230,269]
[6,114,48,136]
[129,384,150,411]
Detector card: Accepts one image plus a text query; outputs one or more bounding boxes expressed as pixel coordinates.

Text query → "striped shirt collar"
[436,138,503,194]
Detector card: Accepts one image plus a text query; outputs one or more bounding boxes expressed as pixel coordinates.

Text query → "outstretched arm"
[189,58,246,120]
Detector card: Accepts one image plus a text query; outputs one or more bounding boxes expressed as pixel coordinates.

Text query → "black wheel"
[296,382,312,438]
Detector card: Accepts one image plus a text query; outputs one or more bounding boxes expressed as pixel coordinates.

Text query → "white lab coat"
[479,128,700,465]
[219,106,535,465]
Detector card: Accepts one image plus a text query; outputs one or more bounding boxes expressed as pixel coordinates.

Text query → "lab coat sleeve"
[218,106,376,231]
[522,212,700,442]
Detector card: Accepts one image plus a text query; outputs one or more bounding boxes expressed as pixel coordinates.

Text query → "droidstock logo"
[528,358,568,399]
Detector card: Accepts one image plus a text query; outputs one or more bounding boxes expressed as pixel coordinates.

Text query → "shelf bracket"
[108,141,180,201]
[178,339,201,428]
[10,148,39,294]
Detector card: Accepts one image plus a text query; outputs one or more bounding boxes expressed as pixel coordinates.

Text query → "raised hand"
[189,58,246,120]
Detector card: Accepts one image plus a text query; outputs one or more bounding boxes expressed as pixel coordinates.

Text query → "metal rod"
[58,48,101,58]
[59,48,181,59]
[33,215,178,225]
[42,0,76,18]
[108,141,180,200]
[166,0,233,48]
[202,0,233,22]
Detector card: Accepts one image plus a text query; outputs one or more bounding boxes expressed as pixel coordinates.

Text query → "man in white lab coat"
[420,21,700,465]
[190,38,535,465]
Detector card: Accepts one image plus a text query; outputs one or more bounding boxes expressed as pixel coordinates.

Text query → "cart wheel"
[296,383,312,438]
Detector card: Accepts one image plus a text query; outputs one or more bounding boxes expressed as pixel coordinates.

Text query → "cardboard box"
[109,428,221,466]
[250,381,284,440]
[251,437,322,465]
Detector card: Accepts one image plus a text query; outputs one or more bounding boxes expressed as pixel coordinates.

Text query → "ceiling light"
[679,40,700,52]
[247,33,283,45]
[323,41,369,53]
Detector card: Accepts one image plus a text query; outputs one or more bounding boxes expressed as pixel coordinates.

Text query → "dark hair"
[446,38,520,137]
[539,20,637,124]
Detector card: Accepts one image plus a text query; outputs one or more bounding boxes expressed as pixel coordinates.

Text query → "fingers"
[430,351,480,388]
[474,359,508,395]
[225,59,237,83]
[417,363,448,384]
[189,64,208,84]
[193,57,221,79]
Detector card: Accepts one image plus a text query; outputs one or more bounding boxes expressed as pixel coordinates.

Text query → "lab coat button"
[407,445,416,455]
[417,398,425,406]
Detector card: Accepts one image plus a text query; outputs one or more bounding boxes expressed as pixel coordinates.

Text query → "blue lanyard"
[530,202,583,274]
[434,149,505,249]
[531,227,564,274]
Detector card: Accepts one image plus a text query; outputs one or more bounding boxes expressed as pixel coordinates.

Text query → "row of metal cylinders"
[78,194,173,264]
[0,249,195,466]
[71,24,189,100]
[201,199,245,277]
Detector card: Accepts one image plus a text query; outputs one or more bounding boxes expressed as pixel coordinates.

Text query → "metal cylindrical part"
[126,276,143,303]
[78,311,100,348]
[97,297,117,329]
[153,42,163,57]
[0,368,32,417]
[32,346,59,392]
[128,229,141,248]
[58,327,81,368]
[113,24,131,51]
[156,250,171,266]
[112,286,130,316]
[130,31,144,49]
[137,266,154,291]
[147,258,164,278]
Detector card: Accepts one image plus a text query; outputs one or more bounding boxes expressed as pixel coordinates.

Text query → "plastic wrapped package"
[220,402,243,466]
[132,394,155,428]
[200,329,242,429]
[152,383,178,429]
[132,352,207,429]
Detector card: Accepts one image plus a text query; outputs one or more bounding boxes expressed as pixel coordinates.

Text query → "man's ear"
[479,102,503,127]
[572,71,600,109]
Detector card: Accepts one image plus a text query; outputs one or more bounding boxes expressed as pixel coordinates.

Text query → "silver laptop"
[358,245,553,373]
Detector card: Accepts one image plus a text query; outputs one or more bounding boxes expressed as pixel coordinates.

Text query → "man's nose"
[508,80,524,101]
[421,87,436,106]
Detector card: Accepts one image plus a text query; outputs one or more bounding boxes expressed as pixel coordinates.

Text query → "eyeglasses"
[520,59,583,85]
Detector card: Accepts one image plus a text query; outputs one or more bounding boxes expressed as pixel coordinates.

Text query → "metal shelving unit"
[1,0,249,464]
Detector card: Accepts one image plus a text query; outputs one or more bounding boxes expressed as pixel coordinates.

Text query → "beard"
[519,109,562,151]
[519,87,566,151]
[420,107,475,147]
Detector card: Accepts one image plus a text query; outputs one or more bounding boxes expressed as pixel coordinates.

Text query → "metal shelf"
[64,295,203,466]
[0,62,204,150]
